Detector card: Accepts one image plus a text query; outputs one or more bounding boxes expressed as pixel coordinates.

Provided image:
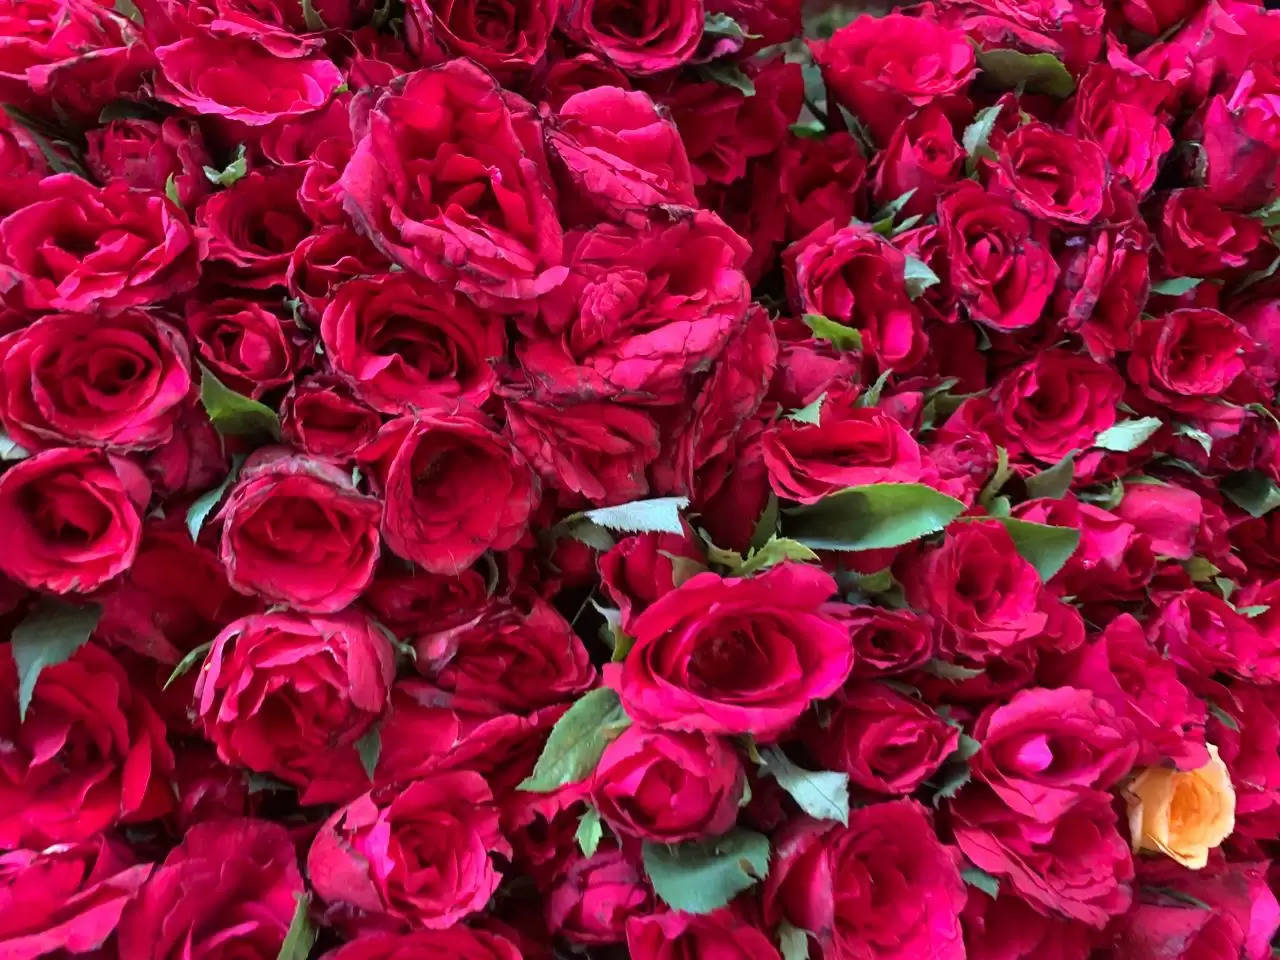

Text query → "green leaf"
[564,519,616,552]
[203,144,248,187]
[1142,886,1212,911]
[982,517,1081,582]
[164,173,182,207]
[785,483,966,552]
[1150,276,1203,296]
[903,254,940,299]
[976,47,1076,97]
[789,119,826,139]
[698,63,755,97]
[736,537,821,577]
[749,493,780,552]
[802,313,862,351]
[519,688,632,792]
[300,0,327,30]
[1183,555,1219,582]
[978,445,1011,507]
[759,747,849,824]
[786,393,825,424]
[187,454,246,541]
[1208,701,1240,731]
[1238,604,1270,618]
[872,188,917,228]
[962,104,1001,174]
[1024,450,1077,500]
[856,369,892,409]
[778,921,810,960]
[924,659,985,681]
[1174,422,1214,455]
[962,866,1001,900]
[1222,471,1280,518]
[1,106,89,178]
[642,828,770,914]
[583,497,689,535]
[11,601,102,722]
[114,0,143,24]
[276,893,316,960]
[703,11,757,37]
[931,733,980,805]
[163,641,212,690]
[356,725,381,780]
[1095,417,1162,452]
[199,364,281,440]
[0,430,30,461]
[576,806,603,857]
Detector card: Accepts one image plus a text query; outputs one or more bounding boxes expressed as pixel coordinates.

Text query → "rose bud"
[599,532,704,630]
[287,225,392,318]
[546,844,653,945]
[1125,744,1235,869]
[185,299,299,400]
[995,349,1125,464]
[405,0,558,75]
[839,605,935,677]
[870,105,964,219]
[194,609,395,805]
[1157,188,1264,278]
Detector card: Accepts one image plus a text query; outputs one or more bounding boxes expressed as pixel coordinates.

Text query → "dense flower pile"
[4,0,1280,956]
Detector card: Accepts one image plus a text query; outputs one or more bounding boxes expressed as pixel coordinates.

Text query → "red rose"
[610,563,852,739]
[871,104,965,218]
[560,0,703,74]
[938,181,1058,332]
[952,786,1133,928]
[85,117,212,210]
[153,30,343,125]
[0,447,147,594]
[547,844,652,946]
[626,908,781,960]
[320,929,523,960]
[1157,188,1263,277]
[812,12,976,143]
[1201,65,1280,211]
[762,400,924,504]
[308,773,511,929]
[1070,64,1172,196]
[0,836,151,960]
[217,449,381,613]
[405,0,559,74]
[280,375,382,462]
[194,610,394,804]
[199,167,312,290]
[841,604,936,677]
[547,86,696,227]
[1151,588,1274,682]
[780,132,867,241]
[785,220,926,371]
[1209,683,1280,838]
[359,410,538,575]
[287,225,392,317]
[599,531,703,630]
[321,272,505,414]
[995,349,1124,463]
[520,211,750,404]
[0,109,47,216]
[764,801,967,959]
[185,299,299,399]
[340,60,565,309]
[1128,309,1252,409]
[0,174,199,314]
[119,819,305,960]
[362,565,489,642]
[962,889,1094,960]
[0,310,191,452]
[590,726,743,841]
[0,642,174,848]
[804,680,958,796]
[992,123,1108,228]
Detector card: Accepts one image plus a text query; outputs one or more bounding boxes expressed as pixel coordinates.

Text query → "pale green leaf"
[903,254,940,299]
[642,828,770,914]
[1222,471,1280,518]
[736,537,820,577]
[962,104,1001,174]
[962,866,1001,899]
[203,144,248,187]
[981,517,1081,582]
[199,363,281,440]
[784,483,966,552]
[977,48,1076,97]
[12,601,101,722]
[698,63,755,96]
[1150,276,1203,296]
[164,640,212,690]
[356,725,381,780]
[1095,417,1162,452]
[583,497,689,535]
[786,393,825,424]
[276,893,316,960]
[1024,450,1077,500]
[576,807,603,857]
[187,454,245,541]
[519,688,631,792]
[759,747,849,824]
[802,313,862,351]
[778,921,810,960]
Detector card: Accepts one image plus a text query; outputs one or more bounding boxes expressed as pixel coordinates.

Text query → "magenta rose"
[0,173,199,314]
[359,410,538,575]
[194,609,395,804]
[287,225,392,317]
[118,819,305,960]
[626,908,781,960]
[321,272,505,414]
[871,104,965,218]
[0,642,174,848]
[781,132,867,241]
[85,117,212,210]
[308,773,511,929]
[992,123,1108,228]
[560,0,703,74]
[962,889,1094,960]
[0,447,147,594]
[1150,588,1273,683]
[340,60,565,308]
[840,604,936,677]
[1209,683,1280,838]
[995,349,1124,463]
[1157,188,1264,277]
[185,299,298,399]
[764,801,967,959]
[280,375,382,463]
[547,845,651,946]
[1201,65,1280,211]
[320,929,524,960]
[599,532,704,630]
[1128,309,1251,410]
[611,562,852,739]
[199,167,311,290]
[0,310,191,452]
[1070,64,1172,196]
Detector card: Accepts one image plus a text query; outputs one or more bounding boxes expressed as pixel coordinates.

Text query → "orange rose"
[1125,744,1235,869]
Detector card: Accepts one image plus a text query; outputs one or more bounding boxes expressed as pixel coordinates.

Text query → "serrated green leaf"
[749,493,780,552]
[962,104,1001,174]
[203,144,247,187]
[276,893,316,960]
[872,188,917,226]
[786,392,825,424]
[977,47,1076,97]
[802,313,862,351]
[199,364,281,440]
[642,828,770,914]
[1183,555,1219,582]
[187,454,245,541]
[356,725,381,780]
[164,173,181,207]
[759,747,849,824]
[962,866,1001,899]
[903,254,940,299]
[1222,471,1280,518]
[519,688,631,792]
[576,806,603,857]
[1173,422,1214,455]
[11,601,102,722]
[931,733,980,806]
[785,483,966,552]
[1150,276,1203,296]
[1095,417,1162,452]
[735,537,820,577]
[856,369,892,409]
[564,519,616,552]
[790,120,826,139]
[980,517,1080,582]
[703,11,756,37]
[1024,450,1077,500]
[978,445,1011,507]
[778,921,810,960]
[164,640,212,690]
[1237,604,1270,618]
[583,497,688,535]
[698,62,755,96]
[1214,576,1236,602]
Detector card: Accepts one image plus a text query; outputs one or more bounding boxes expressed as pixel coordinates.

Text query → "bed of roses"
[3,0,1280,956]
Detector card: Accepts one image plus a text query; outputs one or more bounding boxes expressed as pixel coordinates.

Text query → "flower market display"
[5,0,1280,956]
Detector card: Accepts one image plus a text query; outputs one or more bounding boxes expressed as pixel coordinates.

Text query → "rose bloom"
[320,929,524,960]
[185,299,298,399]
[194,610,395,804]
[995,349,1124,463]
[781,132,867,240]
[610,562,852,739]
[308,772,511,929]
[1128,309,1251,407]
[626,909,781,960]
[838,604,935,676]
[0,310,191,452]
[871,104,965,219]
[0,447,146,594]
[320,272,504,414]
[287,224,392,317]
[405,0,558,74]
[589,726,743,841]
[1157,188,1263,277]
[812,12,975,143]
[0,642,174,848]
[1201,65,1280,211]
[992,123,1108,228]
[765,801,967,959]
[358,410,538,575]
[199,167,311,290]
[546,844,651,946]
[1150,589,1270,683]
[1126,744,1235,869]
[0,835,151,960]
[85,116,212,209]
[1071,64,1172,197]
[217,449,381,613]
[962,889,1095,960]
[119,819,304,960]
[559,0,704,74]
[599,531,703,630]
[340,59,565,309]
[0,173,199,314]
[280,375,382,462]
[1209,682,1280,839]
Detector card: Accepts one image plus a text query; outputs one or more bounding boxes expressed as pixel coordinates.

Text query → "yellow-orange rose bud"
[1125,744,1235,870]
